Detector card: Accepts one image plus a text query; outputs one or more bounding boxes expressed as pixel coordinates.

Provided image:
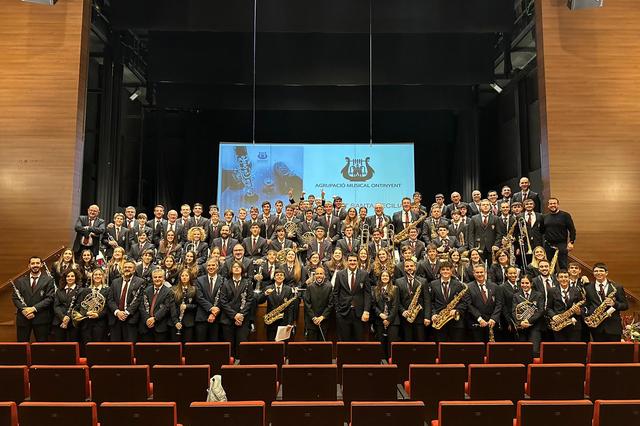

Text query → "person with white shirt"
[107,260,145,342]
[547,270,584,342]
[584,263,628,342]
[52,269,82,342]
[258,270,296,341]
[498,266,520,341]
[195,259,224,342]
[333,253,371,341]
[12,256,55,342]
[511,274,544,356]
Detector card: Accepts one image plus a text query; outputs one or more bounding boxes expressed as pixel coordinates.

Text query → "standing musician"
[306,226,333,262]
[220,244,253,278]
[466,264,501,343]
[171,269,197,342]
[128,232,155,262]
[401,227,426,261]
[139,269,174,342]
[186,227,209,265]
[397,258,431,342]
[365,203,392,240]
[333,253,371,341]
[497,266,520,342]
[468,199,503,262]
[243,223,268,261]
[135,249,157,285]
[107,260,145,342]
[422,205,449,244]
[511,177,542,213]
[210,224,238,259]
[430,261,467,342]
[12,256,55,342]
[195,259,224,342]
[76,268,110,346]
[259,270,296,341]
[73,204,105,258]
[488,249,512,285]
[512,274,544,356]
[268,225,295,252]
[372,270,400,357]
[52,269,82,342]
[303,267,334,341]
[157,229,183,264]
[416,244,441,283]
[219,261,255,357]
[584,263,628,342]
[548,270,584,342]
[298,209,320,240]
[367,227,388,261]
[318,202,342,244]
[521,199,544,259]
[336,224,361,255]
[392,197,419,234]
[104,212,130,258]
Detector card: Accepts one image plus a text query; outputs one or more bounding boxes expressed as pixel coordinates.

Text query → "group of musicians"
[11,177,628,357]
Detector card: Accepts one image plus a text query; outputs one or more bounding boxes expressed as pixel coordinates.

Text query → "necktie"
[269,265,274,279]
[479,284,487,303]
[276,286,281,296]
[378,216,383,228]
[442,281,449,299]
[318,242,324,259]
[483,215,488,225]
[119,280,129,310]
[252,238,256,252]
[527,212,533,226]
[156,220,161,230]
[350,271,356,292]
[404,211,410,226]
[599,284,606,301]
[222,240,227,256]
[209,277,214,295]
[169,224,174,233]
[525,292,530,300]
[150,288,159,316]
[523,191,528,200]
[66,287,71,295]
[31,276,37,290]
[563,289,569,305]
[546,278,553,290]
[348,238,352,252]
[115,228,120,241]
[503,217,508,226]
[408,278,414,296]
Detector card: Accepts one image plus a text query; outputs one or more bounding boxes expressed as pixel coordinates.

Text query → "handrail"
[0,246,67,292]
[568,253,640,305]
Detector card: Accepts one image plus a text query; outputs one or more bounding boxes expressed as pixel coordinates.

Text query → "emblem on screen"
[341,157,375,182]
[257,152,268,160]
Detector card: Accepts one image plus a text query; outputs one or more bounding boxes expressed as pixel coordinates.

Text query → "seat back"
[29,365,89,401]
[0,366,29,403]
[100,402,177,426]
[90,366,149,404]
[152,365,210,426]
[593,400,640,426]
[85,343,133,366]
[540,342,586,364]
[468,364,525,403]
[286,342,333,364]
[486,342,533,365]
[351,401,425,426]
[438,342,485,367]
[189,401,265,426]
[0,402,17,426]
[517,400,593,426]
[281,365,337,400]
[134,343,182,366]
[588,342,636,363]
[526,363,585,400]
[408,364,466,422]
[184,343,232,375]
[438,400,514,426]
[342,365,398,409]
[239,342,284,366]
[30,343,79,365]
[390,342,437,382]
[587,363,640,400]
[336,342,382,382]
[0,343,30,366]
[221,365,278,403]
[272,401,343,426]
[18,402,96,426]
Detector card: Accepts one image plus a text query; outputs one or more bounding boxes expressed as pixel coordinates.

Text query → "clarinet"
[62,291,77,329]
[126,285,144,314]
[176,291,187,336]
[11,281,28,308]
[143,293,150,315]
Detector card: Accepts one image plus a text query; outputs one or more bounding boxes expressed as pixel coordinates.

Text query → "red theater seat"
[539,342,586,364]
[189,401,265,426]
[85,342,133,366]
[587,342,636,363]
[238,342,284,365]
[221,365,278,404]
[90,365,150,404]
[281,364,337,400]
[30,342,79,365]
[486,342,533,365]
[526,363,585,399]
[184,343,232,375]
[272,401,344,426]
[587,363,640,400]
[468,364,525,404]
[431,400,514,426]
[135,343,182,367]
[29,365,89,401]
[152,365,210,426]
[0,402,17,426]
[406,364,466,423]
[593,400,640,426]
[18,402,97,426]
[336,342,382,382]
[390,342,437,382]
[286,342,333,364]
[0,343,30,366]
[100,402,179,426]
[342,365,398,411]
[0,366,29,403]
[438,342,485,368]
[516,400,593,426]
[351,401,425,426]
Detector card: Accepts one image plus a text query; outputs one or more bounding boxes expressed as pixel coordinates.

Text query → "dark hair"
[593,262,608,272]
[439,261,452,269]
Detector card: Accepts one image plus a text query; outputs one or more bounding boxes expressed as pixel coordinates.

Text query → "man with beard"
[12,256,55,342]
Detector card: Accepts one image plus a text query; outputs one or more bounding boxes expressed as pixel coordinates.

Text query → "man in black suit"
[306,226,333,262]
[130,213,153,247]
[422,205,449,244]
[124,205,137,230]
[268,226,295,253]
[584,263,628,341]
[139,269,174,342]
[195,259,224,342]
[416,244,441,283]
[500,185,513,206]
[220,244,254,279]
[336,224,360,255]
[104,212,130,259]
[164,210,185,244]
[150,204,168,247]
[128,232,156,262]
[446,192,464,219]
[135,250,158,285]
[468,190,483,217]
[219,261,255,357]
[192,203,210,238]
[333,253,371,341]
[532,259,558,311]
[258,201,278,239]
[401,227,426,261]
[548,270,584,342]
[367,228,388,261]
[318,203,341,244]
[207,210,224,246]
[243,207,266,241]
[258,270,296,341]
[512,275,545,356]
[303,267,334,341]
[511,177,542,213]
[365,203,392,236]
[432,225,463,257]
[279,205,300,242]
[466,264,502,342]
[298,209,319,240]
[221,209,242,241]
[468,200,503,262]
[210,225,239,259]
[397,258,431,341]
[243,223,268,261]
[392,197,419,235]
[12,256,55,342]
[107,260,145,342]
[178,204,194,241]
[521,199,544,251]
[448,209,469,249]
[430,262,467,342]
[73,204,106,258]
[332,196,348,221]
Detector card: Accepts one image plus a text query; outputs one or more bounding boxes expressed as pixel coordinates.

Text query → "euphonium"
[264,296,297,325]
[405,282,423,324]
[72,288,106,327]
[550,292,586,331]
[432,284,468,330]
[584,284,617,328]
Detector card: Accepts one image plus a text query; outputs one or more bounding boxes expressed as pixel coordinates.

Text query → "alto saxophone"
[405,282,423,324]
[432,283,468,330]
[549,290,586,331]
[264,295,297,325]
[393,212,428,244]
[584,284,617,328]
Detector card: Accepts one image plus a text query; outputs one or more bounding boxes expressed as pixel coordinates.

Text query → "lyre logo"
[341,157,375,182]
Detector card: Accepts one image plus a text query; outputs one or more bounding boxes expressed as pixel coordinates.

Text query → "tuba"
[72,288,106,327]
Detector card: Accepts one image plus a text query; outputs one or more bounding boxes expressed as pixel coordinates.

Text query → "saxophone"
[393,213,428,244]
[584,284,617,328]
[264,295,297,325]
[549,289,586,331]
[432,283,468,330]
[405,281,423,324]
[548,245,560,276]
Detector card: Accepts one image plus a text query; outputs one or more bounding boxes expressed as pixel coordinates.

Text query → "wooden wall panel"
[0,0,90,340]
[536,0,640,296]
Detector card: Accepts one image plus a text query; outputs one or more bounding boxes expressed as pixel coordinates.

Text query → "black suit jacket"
[242,236,268,259]
[547,286,584,331]
[392,210,419,234]
[519,211,544,249]
[401,239,426,261]
[465,281,502,326]
[107,276,146,325]
[220,257,254,279]
[429,278,467,328]
[211,237,239,257]
[533,275,559,310]
[140,285,174,333]
[468,214,503,253]
[303,280,334,323]
[169,286,197,328]
[336,237,361,255]
[242,220,265,240]
[195,274,224,322]
[12,274,55,326]
[511,290,545,330]
[365,214,392,232]
[73,216,106,255]
[218,278,255,325]
[417,259,441,283]
[103,225,130,256]
[52,286,81,326]
[396,276,431,322]
[497,281,520,329]
[367,240,389,260]
[584,281,628,335]
[512,191,542,213]
[258,284,296,326]
[306,238,333,261]
[269,238,295,253]
[318,215,341,242]
[128,241,156,262]
[333,268,371,318]
[371,286,400,326]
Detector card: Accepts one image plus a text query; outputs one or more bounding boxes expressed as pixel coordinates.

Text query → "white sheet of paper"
[275,325,293,341]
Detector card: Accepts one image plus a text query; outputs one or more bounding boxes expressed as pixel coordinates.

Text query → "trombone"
[516,216,533,268]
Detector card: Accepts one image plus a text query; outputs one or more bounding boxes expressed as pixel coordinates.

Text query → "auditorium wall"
[0,0,90,340]
[536,0,640,296]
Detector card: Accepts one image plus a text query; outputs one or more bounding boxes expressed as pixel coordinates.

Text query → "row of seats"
[2,363,640,422]
[1,400,638,426]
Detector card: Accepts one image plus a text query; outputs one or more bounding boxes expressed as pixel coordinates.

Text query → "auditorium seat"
[526,363,585,400]
[272,401,344,426]
[286,342,333,364]
[486,342,533,365]
[238,342,284,379]
[342,364,398,412]
[0,402,17,426]
[135,343,182,367]
[18,402,97,426]
[85,342,133,366]
[587,342,636,363]
[431,400,514,426]
[438,342,485,368]
[0,343,30,365]
[29,365,89,401]
[30,342,80,365]
[351,401,425,426]
[152,365,210,426]
[593,400,640,426]
[90,365,150,404]
[281,364,337,400]
[336,342,382,382]
[221,365,278,404]
[587,363,640,400]
[184,342,232,375]
[406,364,466,422]
[390,342,437,382]
[100,402,179,426]
[467,364,525,404]
[539,342,587,364]
[516,400,593,426]
[0,366,29,403]
[190,401,265,426]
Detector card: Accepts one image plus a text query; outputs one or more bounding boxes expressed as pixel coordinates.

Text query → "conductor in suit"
[468,200,503,262]
[73,204,105,258]
[303,267,334,341]
[195,259,225,342]
[465,264,502,342]
[511,177,542,213]
[333,253,372,341]
[11,256,55,342]
[584,263,628,342]
[107,260,145,342]
[258,270,296,341]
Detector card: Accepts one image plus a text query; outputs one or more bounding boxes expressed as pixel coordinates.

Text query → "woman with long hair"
[488,249,511,284]
[107,246,126,284]
[282,248,302,288]
[53,248,78,287]
[465,249,484,282]
[342,207,361,235]
[371,248,400,283]
[180,250,204,279]
[158,229,183,263]
[78,249,99,286]
[161,254,179,286]
[449,250,465,282]
[76,268,109,347]
[526,246,547,277]
[324,247,346,287]
[171,269,197,342]
[52,269,82,342]
[372,270,400,358]
[357,247,371,272]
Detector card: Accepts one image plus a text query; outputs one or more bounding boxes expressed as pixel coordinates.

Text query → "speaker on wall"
[567,0,604,10]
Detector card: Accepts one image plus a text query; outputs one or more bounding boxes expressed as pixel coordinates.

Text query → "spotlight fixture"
[22,0,58,5]
[567,0,603,10]
[129,89,141,101]
[490,83,503,94]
